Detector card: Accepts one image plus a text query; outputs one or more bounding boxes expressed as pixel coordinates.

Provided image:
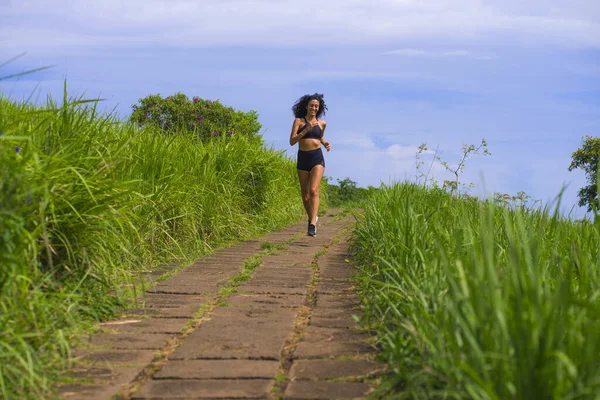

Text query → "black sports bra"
[300,118,323,140]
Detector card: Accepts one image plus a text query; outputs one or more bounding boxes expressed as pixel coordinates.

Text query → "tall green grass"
[0,92,305,398]
[352,183,600,399]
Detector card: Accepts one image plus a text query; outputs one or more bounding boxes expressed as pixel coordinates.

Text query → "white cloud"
[2,0,599,53]
[386,143,432,159]
[322,138,442,186]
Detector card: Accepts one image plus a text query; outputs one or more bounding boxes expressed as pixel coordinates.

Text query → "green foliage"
[0,138,30,288]
[352,183,600,399]
[569,135,600,212]
[129,92,263,141]
[325,177,378,207]
[0,91,302,398]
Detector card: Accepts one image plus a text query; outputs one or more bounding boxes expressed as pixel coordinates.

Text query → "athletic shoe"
[308,224,316,237]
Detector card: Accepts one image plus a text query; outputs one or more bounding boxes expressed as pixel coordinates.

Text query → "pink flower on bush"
[197,115,202,119]
[192,123,197,127]
[228,130,233,135]
[212,131,217,137]
[193,97,199,103]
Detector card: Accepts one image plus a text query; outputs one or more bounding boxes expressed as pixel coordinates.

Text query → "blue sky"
[2,0,599,217]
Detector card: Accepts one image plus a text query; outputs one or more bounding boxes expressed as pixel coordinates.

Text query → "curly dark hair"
[291,93,328,119]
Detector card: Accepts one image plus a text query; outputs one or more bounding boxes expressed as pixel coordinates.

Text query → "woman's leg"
[297,169,311,220]
[308,165,325,225]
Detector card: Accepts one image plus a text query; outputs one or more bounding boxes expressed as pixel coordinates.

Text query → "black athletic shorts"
[297,148,325,172]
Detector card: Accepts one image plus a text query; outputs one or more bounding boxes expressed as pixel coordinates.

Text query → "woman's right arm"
[289,119,308,146]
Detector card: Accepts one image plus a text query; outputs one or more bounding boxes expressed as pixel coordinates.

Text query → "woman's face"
[306,99,320,116]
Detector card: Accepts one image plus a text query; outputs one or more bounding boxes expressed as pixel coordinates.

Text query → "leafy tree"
[130,92,262,140]
[325,177,378,207]
[569,135,600,212]
[337,177,358,203]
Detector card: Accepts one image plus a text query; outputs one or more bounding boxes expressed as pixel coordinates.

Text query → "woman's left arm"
[320,121,331,152]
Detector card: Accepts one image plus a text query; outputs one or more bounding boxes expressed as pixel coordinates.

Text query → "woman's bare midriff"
[299,138,321,151]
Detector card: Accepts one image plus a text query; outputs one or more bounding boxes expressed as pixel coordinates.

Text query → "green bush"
[129,92,262,141]
[325,177,378,207]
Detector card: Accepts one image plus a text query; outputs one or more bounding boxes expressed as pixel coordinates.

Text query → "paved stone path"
[58,210,383,399]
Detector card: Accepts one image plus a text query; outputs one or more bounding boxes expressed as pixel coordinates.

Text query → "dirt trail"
[58,209,382,400]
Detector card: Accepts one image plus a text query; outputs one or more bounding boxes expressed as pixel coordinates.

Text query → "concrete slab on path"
[224,293,305,309]
[284,381,372,400]
[58,383,126,400]
[100,318,188,334]
[139,293,212,308]
[171,309,297,359]
[155,360,280,379]
[63,365,140,387]
[125,304,199,319]
[289,359,383,380]
[214,304,300,320]
[148,284,223,295]
[83,332,173,350]
[237,285,308,295]
[309,316,359,329]
[317,279,356,294]
[310,307,364,320]
[316,293,362,309]
[131,379,272,399]
[294,328,374,360]
[237,277,311,289]
[71,349,157,366]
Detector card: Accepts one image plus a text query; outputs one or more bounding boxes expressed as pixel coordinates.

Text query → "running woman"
[289,93,331,237]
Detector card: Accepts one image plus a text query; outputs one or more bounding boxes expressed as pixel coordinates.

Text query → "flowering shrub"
[129,92,262,140]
